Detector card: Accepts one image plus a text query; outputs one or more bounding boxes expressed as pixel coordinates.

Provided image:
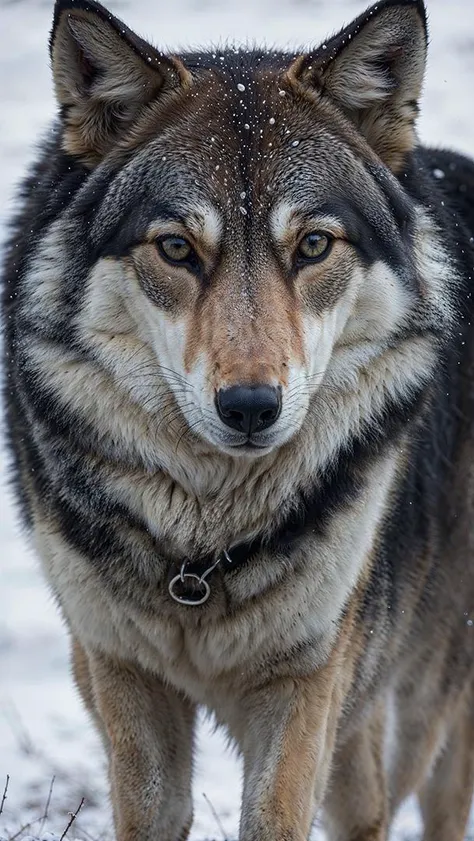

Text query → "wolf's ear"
[287,0,427,172]
[50,0,191,166]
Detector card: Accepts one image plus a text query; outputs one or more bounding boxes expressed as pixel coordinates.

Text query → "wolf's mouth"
[225,438,275,455]
[232,440,269,450]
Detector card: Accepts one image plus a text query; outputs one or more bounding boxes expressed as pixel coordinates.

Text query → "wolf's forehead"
[185,204,223,249]
[112,69,408,252]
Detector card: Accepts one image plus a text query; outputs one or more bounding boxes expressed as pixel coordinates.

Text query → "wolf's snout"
[215,385,282,434]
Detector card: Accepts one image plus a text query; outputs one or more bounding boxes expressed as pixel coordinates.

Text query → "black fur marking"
[98,202,187,259]
[316,195,414,273]
[2,132,90,523]
[183,48,290,78]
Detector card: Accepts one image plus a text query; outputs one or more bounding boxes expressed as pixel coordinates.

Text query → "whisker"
[174,417,206,455]
[138,390,189,412]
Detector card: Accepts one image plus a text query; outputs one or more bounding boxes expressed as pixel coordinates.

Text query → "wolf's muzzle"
[215,384,282,434]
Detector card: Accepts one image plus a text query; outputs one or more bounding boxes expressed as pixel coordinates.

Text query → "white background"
[1,0,473,838]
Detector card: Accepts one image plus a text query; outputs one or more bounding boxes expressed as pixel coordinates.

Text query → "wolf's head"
[45,0,446,462]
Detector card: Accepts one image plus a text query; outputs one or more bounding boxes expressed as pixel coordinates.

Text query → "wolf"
[2,0,474,838]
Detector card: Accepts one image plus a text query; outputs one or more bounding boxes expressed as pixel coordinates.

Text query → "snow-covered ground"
[0,0,473,838]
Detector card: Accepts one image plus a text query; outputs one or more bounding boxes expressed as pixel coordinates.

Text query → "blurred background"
[0,0,473,838]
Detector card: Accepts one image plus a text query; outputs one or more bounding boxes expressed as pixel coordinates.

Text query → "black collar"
[167,491,318,606]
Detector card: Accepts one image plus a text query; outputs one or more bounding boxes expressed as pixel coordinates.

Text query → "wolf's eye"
[297,232,332,263]
[156,236,196,267]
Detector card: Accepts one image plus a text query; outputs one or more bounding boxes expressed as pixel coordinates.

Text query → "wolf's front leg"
[235,661,343,841]
[75,644,195,841]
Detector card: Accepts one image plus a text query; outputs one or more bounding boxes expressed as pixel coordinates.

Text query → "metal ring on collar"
[168,572,211,606]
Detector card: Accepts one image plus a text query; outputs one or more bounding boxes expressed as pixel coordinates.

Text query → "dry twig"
[6,775,57,841]
[39,777,55,835]
[59,797,85,841]
[9,813,48,841]
[0,776,9,817]
[1,703,35,757]
[202,792,228,841]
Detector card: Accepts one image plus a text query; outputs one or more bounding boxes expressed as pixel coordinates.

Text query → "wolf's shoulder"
[418,146,474,190]
[408,146,474,236]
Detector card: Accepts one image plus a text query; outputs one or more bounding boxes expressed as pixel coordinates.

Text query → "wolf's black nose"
[216,385,282,434]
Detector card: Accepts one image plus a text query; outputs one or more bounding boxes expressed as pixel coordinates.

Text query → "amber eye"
[297,231,332,263]
[156,235,196,267]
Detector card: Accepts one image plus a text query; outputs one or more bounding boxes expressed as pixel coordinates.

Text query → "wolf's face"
[47,0,443,460]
